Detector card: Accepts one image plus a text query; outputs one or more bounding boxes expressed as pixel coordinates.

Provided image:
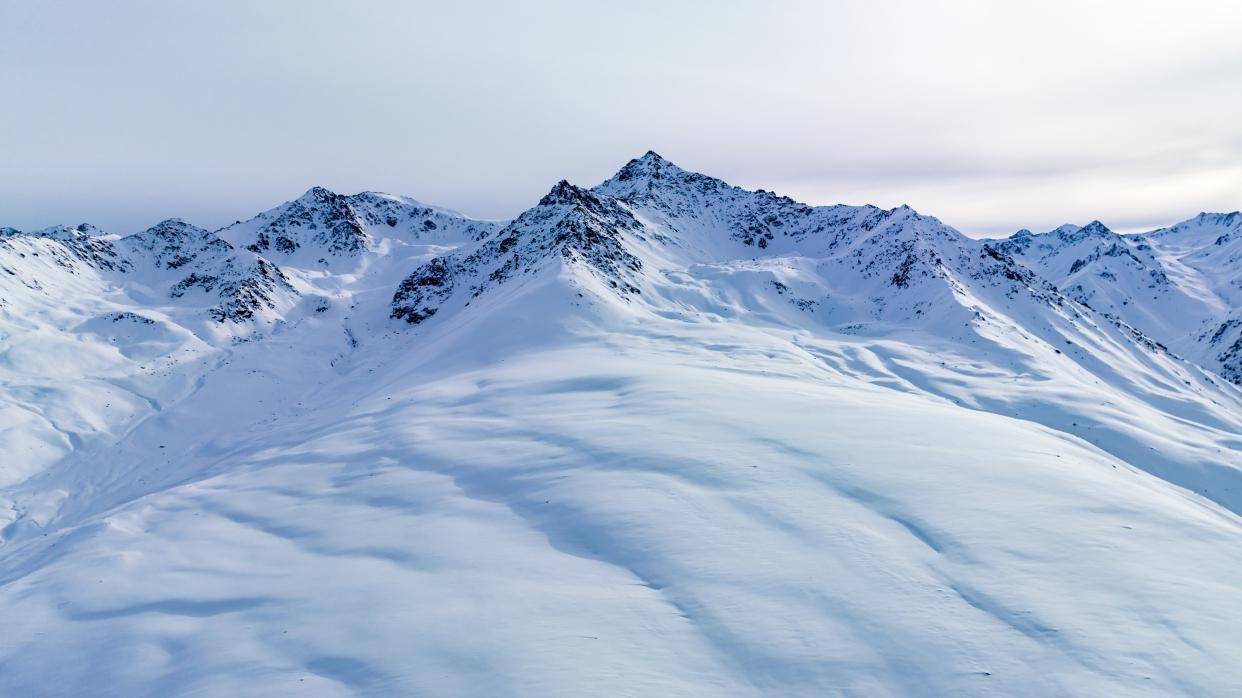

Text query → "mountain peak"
[1194,211,1241,226]
[608,150,691,184]
[595,151,735,208]
[29,224,98,241]
[1081,220,1113,235]
[139,218,212,239]
[152,217,193,229]
[1044,221,1113,242]
[296,186,339,204]
[124,218,232,269]
[539,179,597,207]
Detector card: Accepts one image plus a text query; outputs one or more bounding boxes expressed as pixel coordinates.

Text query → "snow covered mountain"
[996,212,1242,385]
[120,218,298,323]
[1,154,1240,696]
[218,186,500,263]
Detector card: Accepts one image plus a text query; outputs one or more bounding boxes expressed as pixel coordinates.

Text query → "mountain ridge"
[4,154,1240,389]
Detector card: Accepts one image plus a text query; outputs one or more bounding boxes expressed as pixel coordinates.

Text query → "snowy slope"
[392,153,1242,512]
[1,158,1240,696]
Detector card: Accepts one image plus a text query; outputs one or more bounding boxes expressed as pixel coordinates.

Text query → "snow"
[1,155,1240,695]
[996,211,1242,384]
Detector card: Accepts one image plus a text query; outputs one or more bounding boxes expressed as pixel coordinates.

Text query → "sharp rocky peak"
[391,178,646,325]
[539,180,598,207]
[238,186,368,257]
[610,150,685,181]
[296,186,341,204]
[1080,220,1113,235]
[519,179,644,242]
[598,150,731,198]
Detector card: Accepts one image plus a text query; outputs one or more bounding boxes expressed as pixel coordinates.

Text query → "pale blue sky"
[2,0,1240,236]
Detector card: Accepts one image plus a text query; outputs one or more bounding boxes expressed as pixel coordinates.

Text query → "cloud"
[0,0,1238,235]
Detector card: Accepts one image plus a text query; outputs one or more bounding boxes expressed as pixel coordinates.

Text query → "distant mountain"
[119,218,297,323]
[218,186,500,262]
[997,211,1242,383]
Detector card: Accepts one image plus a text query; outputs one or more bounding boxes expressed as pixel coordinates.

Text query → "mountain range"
[1,152,1240,696]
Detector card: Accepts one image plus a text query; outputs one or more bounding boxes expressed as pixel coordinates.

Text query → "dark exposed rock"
[393,181,644,324]
[124,219,297,323]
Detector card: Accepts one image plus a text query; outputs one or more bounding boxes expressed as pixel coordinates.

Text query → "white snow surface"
[1,153,1240,696]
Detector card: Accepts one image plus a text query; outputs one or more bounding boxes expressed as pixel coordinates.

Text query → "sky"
[2,0,1240,237]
